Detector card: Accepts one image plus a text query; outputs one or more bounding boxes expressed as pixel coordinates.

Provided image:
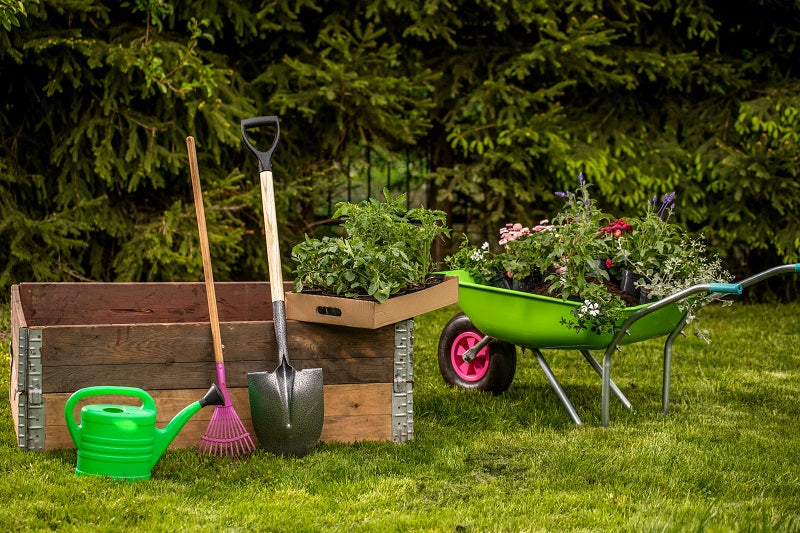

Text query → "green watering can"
[65,384,223,480]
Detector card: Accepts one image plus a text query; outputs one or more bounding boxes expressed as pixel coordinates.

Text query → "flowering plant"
[446,173,731,335]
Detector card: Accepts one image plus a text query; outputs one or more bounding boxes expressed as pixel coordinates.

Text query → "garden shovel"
[242,116,324,457]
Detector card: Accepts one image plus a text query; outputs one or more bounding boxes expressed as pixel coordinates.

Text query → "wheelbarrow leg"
[580,350,632,410]
[532,349,582,425]
[662,316,688,414]
[601,350,612,427]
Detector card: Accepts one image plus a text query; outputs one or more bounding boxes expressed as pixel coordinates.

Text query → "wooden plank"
[16,282,294,326]
[45,383,393,449]
[42,356,393,391]
[38,321,396,366]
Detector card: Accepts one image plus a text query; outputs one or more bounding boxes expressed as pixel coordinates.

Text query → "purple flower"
[578,172,586,187]
[555,191,568,198]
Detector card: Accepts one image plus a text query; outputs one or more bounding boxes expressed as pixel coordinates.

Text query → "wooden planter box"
[286,275,458,329]
[10,282,414,451]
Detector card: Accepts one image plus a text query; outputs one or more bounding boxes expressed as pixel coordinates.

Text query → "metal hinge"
[17,327,45,451]
[392,319,414,443]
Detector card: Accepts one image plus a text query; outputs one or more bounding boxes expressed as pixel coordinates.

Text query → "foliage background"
[1,0,799,299]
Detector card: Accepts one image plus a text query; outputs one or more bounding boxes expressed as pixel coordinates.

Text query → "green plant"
[613,193,682,278]
[291,189,449,302]
[444,237,503,286]
[540,174,615,300]
[562,283,627,335]
[642,235,733,340]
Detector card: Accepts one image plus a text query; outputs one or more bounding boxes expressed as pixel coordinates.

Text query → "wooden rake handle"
[187,136,224,365]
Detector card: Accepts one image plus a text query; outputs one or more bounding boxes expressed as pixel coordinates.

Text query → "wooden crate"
[286,275,458,328]
[10,282,414,451]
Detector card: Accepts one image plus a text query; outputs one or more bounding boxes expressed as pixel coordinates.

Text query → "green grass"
[1,302,799,531]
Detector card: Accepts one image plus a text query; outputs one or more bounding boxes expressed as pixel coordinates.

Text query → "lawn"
[1,301,799,532]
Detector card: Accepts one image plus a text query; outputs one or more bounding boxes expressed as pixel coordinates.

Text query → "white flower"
[580,300,600,318]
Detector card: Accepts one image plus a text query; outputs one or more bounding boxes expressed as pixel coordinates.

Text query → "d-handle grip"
[64,386,156,444]
[241,116,280,172]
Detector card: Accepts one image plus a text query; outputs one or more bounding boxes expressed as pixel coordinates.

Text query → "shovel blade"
[248,367,324,457]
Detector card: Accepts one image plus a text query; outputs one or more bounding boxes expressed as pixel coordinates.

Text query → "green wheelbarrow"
[438,264,799,426]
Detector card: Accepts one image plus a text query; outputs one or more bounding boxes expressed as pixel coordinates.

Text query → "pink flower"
[605,258,613,268]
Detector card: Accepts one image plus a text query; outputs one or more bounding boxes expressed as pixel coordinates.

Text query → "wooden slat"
[16,282,293,326]
[43,356,394,391]
[38,321,395,366]
[45,383,393,449]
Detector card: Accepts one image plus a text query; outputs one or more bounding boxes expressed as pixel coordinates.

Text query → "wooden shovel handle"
[187,136,224,364]
[260,169,285,303]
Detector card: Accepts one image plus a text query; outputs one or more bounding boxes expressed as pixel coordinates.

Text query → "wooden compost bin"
[10,282,414,451]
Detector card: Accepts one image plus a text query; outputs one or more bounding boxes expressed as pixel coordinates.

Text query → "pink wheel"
[438,313,517,394]
[450,331,490,382]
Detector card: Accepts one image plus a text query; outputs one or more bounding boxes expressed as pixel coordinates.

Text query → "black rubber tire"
[437,312,517,395]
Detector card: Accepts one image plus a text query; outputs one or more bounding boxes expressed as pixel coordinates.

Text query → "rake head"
[199,403,256,458]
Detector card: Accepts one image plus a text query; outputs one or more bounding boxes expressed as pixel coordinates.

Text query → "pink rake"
[198,364,255,456]
[187,136,255,457]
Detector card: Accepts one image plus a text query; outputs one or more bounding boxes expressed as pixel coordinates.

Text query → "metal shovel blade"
[248,362,324,457]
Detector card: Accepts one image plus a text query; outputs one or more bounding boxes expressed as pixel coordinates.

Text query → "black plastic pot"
[620,269,644,297]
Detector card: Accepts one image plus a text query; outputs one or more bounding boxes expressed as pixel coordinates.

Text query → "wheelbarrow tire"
[438,313,517,395]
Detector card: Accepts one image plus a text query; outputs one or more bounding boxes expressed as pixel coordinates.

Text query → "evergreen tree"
[1,1,798,301]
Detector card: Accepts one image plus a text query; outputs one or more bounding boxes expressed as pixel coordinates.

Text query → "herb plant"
[291,190,449,302]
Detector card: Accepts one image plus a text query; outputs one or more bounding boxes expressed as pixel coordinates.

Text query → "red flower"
[605,258,613,268]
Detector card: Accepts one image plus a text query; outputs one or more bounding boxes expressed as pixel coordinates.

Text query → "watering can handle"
[241,116,280,172]
[64,386,157,445]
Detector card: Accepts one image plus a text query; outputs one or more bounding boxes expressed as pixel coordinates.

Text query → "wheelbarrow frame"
[440,264,799,426]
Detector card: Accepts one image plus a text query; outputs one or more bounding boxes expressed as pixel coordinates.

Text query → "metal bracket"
[17,327,45,451]
[392,319,414,443]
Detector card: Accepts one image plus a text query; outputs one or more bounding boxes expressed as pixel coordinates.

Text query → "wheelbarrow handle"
[241,116,280,172]
[708,283,743,295]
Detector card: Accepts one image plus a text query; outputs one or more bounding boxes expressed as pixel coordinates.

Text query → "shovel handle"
[260,168,285,304]
[241,116,280,172]
[187,136,225,366]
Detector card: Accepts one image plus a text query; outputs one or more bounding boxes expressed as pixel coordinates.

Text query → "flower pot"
[639,288,655,304]
[619,269,644,297]
[595,257,620,283]
[511,271,544,294]
[491,272,513,290]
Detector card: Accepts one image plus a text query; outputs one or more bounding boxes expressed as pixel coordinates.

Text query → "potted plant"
[286,189,458,328]
[446,173,732,336]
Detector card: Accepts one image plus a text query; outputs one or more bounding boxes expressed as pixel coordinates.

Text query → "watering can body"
[65,384,223,480]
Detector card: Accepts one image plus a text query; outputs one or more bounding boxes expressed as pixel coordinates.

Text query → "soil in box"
[10,282,414,451]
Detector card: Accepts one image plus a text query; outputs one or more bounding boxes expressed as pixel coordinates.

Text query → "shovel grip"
[241,116,280,172]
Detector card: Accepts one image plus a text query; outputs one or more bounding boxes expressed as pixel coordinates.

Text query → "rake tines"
[199,401,256,457]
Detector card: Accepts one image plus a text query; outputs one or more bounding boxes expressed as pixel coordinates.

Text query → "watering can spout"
[152,384,224,465]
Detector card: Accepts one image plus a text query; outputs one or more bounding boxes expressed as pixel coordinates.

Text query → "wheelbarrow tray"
[445,270,686,350]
